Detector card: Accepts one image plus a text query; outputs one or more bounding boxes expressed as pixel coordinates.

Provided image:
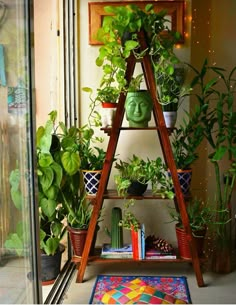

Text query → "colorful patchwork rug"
[89,275,192,304]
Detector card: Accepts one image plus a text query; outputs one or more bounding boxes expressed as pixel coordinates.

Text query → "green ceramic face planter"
[125,91,153,127]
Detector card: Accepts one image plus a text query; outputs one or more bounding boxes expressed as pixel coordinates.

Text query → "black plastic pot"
[127,181,148,196]
[41,244,65,285]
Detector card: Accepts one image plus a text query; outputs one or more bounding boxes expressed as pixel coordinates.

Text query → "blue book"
[101,243,132,255]
[141,224,145,259]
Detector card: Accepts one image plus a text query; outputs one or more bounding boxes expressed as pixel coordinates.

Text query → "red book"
[131,228,140,260]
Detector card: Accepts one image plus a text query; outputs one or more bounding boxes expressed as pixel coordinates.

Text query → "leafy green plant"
[85,4,187,127]
[62,193,92,229]
[128,73,144,92]
[82,86,119,127]
[188,59,236,244]
[119,199,140,232]
[168,197,231,235]
[96,4,182,103]
[77,125,106,170]
[36,110,81,255]
[171,109,204,169]
[168,198,214,232]
[114,154,174,199]
[160,65,189,111]
[5,111,105,256]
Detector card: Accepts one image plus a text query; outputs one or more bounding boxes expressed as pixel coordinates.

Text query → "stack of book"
[131,223,145,260]
[145,248,176,259]
[101,226,176,260]
[101,244,133,259]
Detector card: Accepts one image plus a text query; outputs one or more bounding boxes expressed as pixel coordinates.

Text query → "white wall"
[34,0,64,126]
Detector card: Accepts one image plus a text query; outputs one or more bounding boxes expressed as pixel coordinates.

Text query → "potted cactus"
[105,207,124,249]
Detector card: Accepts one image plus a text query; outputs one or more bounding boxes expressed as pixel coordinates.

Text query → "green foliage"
[188,59,236,238]
[84,4,188,127]
[63,193,93,229]
[6,111,105,256]
[77,124,106,170]
[168,197,231,234]
[37,111,76,255]
[96,3,184,106]
[82,86,119,127]
[96,86,120,103]
[159,66,189,110]
[37,112,105,243]
[168,198,214,231]
[171,108,204,169]
[114,154,174,199]
[119,199,140,232]
[128,74,143,92]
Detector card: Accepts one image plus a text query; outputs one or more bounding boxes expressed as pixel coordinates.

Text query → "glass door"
[0,0,41,303]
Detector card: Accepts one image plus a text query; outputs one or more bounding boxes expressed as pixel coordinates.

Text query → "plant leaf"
[40,198,57,218]
[61,151,81,175]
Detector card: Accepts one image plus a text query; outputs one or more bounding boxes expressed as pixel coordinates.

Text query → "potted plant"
[5,165,66,285]
[95,3,183,114]
[114,154,174,199]
[170,107,204,194]
[77,124,106,195]
[82,86,120,128]
[37,112,106,260]
[64,194,100,257]
[159,65,188,128]
[188,59,236,272]
[36,110,83,283]
[5,110,83,283]
[168,197,213,259]
[125,73,153,128]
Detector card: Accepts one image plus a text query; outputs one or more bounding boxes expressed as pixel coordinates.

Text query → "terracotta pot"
[67,226,87,257]
[176,225,206,259]
[67,225,99,257]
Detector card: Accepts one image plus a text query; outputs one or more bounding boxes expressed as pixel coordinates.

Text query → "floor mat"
[89,274,192,304]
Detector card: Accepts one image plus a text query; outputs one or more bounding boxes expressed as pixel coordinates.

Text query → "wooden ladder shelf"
[74,32,205,287]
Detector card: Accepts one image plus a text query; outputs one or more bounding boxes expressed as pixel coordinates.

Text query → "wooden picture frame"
[88,1,185,45]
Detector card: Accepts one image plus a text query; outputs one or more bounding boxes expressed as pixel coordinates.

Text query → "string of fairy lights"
[191,5,216,66]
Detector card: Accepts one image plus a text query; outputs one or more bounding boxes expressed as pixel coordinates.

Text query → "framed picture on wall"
[88,1,185,45]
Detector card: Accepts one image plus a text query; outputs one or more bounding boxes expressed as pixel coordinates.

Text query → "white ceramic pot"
[163,111,177,128]
[101,103,117,128]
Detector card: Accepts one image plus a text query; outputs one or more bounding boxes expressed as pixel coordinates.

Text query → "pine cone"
[145,235,173,253]
[153,237,173,253]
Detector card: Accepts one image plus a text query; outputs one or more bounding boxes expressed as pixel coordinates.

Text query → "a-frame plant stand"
[73,32,205,287]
